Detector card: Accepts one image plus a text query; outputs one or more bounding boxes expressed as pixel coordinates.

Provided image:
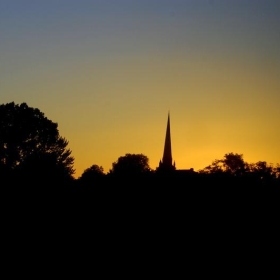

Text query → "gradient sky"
[1,0,280,177]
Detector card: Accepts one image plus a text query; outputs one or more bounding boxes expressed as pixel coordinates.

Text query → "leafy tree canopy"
[0,102,75,182]
[110,153,151,176]
[200,152,280,183]
[79,164,105,184]
[201,153,246,175]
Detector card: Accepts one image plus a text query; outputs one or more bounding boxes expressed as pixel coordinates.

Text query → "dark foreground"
[2,173,279,264]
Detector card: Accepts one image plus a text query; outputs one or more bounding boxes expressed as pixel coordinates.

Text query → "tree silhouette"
[223,153,246,176]
[78,164,105,186]
[110,153,151,177]
[200,153,246,176]
[0,102,74,184]
[201,159,224,174]
[248,161,275,183]
[275,164,280,179]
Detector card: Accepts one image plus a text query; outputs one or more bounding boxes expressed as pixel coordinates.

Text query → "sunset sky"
[1,0,280,177]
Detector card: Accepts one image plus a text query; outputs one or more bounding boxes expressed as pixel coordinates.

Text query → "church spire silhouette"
[163,112,172,166]
[158,112,176,171]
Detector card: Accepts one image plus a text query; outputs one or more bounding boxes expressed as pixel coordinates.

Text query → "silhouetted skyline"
[1,0,280,177]
[1,101,279,187]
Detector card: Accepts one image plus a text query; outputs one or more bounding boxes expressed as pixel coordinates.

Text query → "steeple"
[162,112,172,166]
[158,112,176,171]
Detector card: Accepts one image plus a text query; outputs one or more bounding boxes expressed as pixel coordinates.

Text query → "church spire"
[162,112,172,166]
[158,112,175,171]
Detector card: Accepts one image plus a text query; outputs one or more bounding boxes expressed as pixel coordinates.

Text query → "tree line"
[1,102,279,187]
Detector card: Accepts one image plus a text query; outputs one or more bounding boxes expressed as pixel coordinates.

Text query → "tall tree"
[0,102,74,183]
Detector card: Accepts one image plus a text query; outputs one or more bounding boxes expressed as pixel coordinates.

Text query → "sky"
[1,0,280,177]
